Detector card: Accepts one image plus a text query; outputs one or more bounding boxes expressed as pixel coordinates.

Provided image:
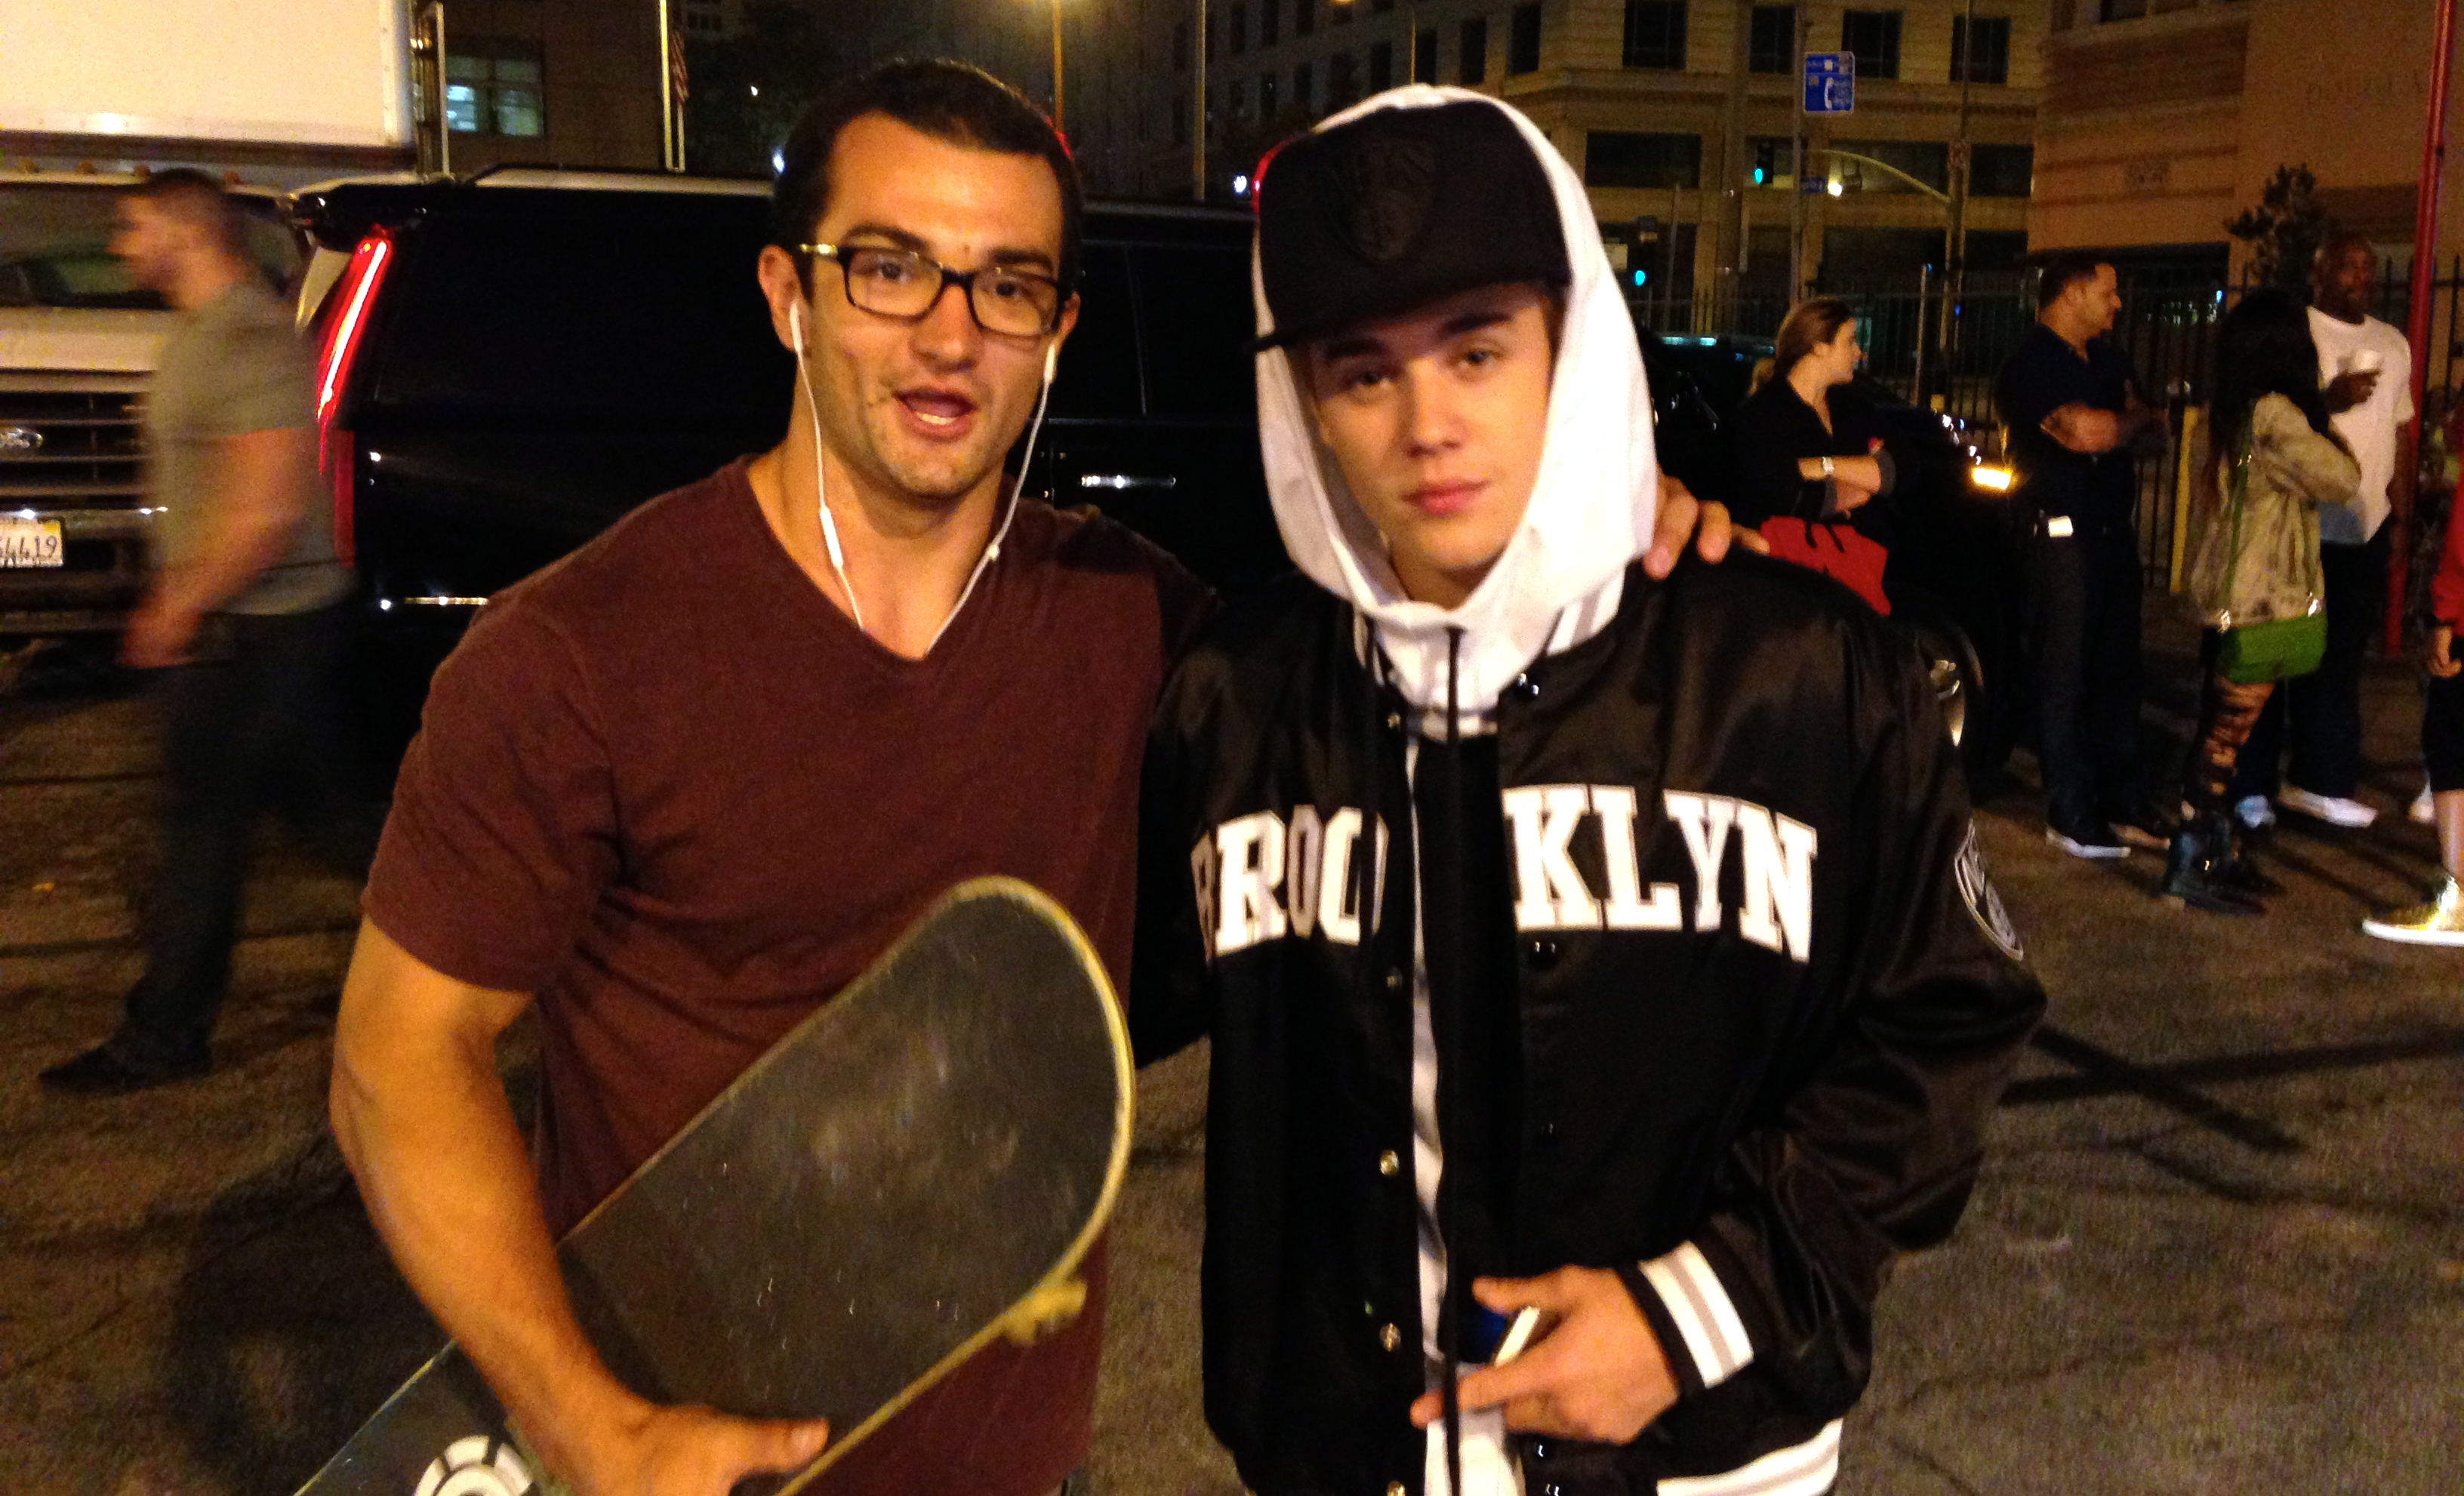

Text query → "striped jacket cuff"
[1621,1241,1755,1393]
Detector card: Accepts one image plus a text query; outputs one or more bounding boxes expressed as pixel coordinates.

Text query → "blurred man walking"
[41,168,358,1095]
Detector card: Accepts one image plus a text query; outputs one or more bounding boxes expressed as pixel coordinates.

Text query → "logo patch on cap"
[1326,135,1437,265]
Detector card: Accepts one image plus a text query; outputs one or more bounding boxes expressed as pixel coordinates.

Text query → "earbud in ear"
[792,304,806,356]
[1043,340,1060,384]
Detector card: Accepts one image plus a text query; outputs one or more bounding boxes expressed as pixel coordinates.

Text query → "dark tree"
[2226,165,2339,292]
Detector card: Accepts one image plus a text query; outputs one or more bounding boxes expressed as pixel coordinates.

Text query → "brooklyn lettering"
[1503,786,1815,961]
[1196,808,1390,959]
[1196,786,1815,965]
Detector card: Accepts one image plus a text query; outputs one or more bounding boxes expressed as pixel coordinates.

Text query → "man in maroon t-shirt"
[329,63,1194,1496]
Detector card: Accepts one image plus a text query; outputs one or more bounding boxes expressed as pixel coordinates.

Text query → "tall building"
[1145,0,2049,293]
[2032,0,2464,276]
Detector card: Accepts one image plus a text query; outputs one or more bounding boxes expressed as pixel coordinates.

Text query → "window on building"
[1584,131,1702,188]
[1840,11,1902,79]
[445,42,545,137]
[1749,6,1797,73]
[1459,16,1488,82]
[1173,93,1190,145]
[1511,3,1543,72]
[1950,15,2010,84]
[1230,79,1246,119]
[1261,0,1281,44]
[1174,20,1191,71]
[1230,3,1248,53]
[1329,51,1360,106]
[1969,143,2034,196]
[1369,38,1394,91]
[1624,2,1688,71]
[1831,137,1947,192]
[1295,59,1315,109]
[1261,72,1279,115]
[1415,26,1440,82]
[1748,134,1797,186]
[1297,0,1316,38]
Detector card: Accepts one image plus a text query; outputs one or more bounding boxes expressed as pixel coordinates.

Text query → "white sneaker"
[2413,784,2437,825]
[2234,795,2278,830]
[2279,786,2379,828]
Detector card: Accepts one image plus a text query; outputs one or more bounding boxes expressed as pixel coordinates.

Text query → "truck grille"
[0,388,147,508]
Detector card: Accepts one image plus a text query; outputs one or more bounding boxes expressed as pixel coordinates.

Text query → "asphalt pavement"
[1,596,2458,1495]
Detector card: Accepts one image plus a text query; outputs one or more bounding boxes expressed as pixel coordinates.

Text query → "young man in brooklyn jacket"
[1132,90,2046,1496]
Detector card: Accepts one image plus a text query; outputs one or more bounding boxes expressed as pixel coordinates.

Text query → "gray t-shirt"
[146,278,352,615]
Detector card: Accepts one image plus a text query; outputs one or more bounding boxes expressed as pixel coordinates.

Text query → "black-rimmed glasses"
[799,242,1064,337]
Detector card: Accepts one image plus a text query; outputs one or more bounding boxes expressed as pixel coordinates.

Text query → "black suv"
[293,171,1276,715]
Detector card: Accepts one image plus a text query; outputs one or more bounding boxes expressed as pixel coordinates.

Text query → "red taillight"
[313,229,393,568]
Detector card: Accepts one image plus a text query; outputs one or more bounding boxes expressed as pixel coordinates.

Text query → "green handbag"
[2216,612,2327,683]
[2213,442,2327,685]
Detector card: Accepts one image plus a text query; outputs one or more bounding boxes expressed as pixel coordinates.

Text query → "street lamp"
[1047,0,1065,132]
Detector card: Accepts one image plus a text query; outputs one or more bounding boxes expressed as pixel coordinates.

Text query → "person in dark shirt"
[1994,254,2163,859]
[1728,296,1896,546]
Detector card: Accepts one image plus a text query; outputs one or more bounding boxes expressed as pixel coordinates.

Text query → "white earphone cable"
[793,304,1059,654]
[793,309,866,633]
[926,343,1055,652]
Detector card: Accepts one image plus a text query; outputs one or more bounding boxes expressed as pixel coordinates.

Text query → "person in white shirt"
[2231,233,2414,830]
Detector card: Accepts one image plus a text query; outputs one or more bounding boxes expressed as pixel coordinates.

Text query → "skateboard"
[298,877,1132,1496]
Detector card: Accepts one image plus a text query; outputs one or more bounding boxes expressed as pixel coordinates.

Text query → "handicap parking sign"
[1803,52,1855,114]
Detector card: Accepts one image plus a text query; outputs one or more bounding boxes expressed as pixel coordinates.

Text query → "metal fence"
[1649,260,2464,589]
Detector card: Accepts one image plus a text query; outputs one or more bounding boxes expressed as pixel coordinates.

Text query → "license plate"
[0,518,64,568]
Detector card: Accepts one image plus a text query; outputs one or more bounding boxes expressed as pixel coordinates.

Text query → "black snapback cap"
[1255,100,1570,349]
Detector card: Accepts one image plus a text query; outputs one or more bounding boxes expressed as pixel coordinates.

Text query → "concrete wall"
[2032,0,2464,275]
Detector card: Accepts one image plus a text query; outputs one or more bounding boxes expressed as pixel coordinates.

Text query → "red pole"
[2396,0,2458,654]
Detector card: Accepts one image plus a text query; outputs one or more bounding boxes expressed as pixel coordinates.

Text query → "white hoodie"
[1250,88,1662,1496]
[1251,85,1662,727]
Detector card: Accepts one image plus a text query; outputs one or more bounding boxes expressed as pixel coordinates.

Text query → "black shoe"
[38,1039,210,1095]
[2220,834,2285,897]
[2158,818,2265,916]
[2047,819,2132,860]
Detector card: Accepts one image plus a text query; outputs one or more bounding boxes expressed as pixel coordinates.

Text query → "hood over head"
[1250,86,1659,723]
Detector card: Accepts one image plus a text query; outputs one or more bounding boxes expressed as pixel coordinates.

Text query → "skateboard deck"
[299,877,1131,1496]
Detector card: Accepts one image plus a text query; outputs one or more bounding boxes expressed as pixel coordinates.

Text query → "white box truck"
[1,0,418,177]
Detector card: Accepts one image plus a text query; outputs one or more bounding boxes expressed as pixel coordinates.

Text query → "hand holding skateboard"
[549,1398,830,1496]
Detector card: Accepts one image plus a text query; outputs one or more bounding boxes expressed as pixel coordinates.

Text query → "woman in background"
[1729,296,1896,539]
[2167,288,2357,915]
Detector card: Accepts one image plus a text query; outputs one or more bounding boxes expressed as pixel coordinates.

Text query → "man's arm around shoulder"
[331,921,830,1496]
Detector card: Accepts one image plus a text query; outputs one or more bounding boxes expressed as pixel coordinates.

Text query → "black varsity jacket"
[1130,555,2046,1496]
